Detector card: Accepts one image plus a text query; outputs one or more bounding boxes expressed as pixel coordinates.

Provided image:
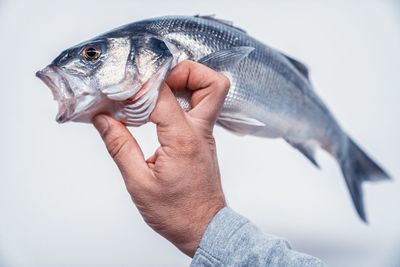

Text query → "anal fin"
[287,141,320,168]
[217,113,266,136]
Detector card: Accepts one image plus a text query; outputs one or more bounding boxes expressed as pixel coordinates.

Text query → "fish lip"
[36,65,75,123]
[36,68,61,99]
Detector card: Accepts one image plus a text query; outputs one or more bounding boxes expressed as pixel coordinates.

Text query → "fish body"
[36,15,390,222]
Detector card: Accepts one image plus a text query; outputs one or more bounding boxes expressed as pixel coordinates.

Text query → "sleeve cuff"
[190,207,326,267]
[190,207,250,266]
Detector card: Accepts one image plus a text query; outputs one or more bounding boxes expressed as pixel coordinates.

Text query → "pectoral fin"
[198,46,255,72]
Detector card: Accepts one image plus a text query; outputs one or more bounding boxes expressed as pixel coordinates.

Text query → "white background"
[0,0,399,266]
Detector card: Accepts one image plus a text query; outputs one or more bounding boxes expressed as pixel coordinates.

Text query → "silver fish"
[36,15,390,222]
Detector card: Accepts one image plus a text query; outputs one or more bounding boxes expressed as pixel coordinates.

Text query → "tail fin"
[340,138,391,222]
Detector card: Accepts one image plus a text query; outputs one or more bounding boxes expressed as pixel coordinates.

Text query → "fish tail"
[339,137,391,222]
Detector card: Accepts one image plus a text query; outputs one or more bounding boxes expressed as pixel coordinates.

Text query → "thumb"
[165,61,230,125]
[93,114,150,184]
[149,84,191,147]
[149,83,187,128]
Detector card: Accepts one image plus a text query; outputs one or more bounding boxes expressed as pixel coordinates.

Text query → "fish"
[36,15,391,222]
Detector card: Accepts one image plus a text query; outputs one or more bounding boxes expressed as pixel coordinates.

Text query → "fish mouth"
[36,66,77,123]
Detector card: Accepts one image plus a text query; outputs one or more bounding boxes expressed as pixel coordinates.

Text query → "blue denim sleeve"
[190,207,326,267]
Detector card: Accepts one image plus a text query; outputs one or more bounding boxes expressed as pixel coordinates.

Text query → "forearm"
[191,207,326,267]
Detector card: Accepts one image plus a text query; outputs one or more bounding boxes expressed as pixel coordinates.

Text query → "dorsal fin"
[194,14,247,33]
[281,53,310,79]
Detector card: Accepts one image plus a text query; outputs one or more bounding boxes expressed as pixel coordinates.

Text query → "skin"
[92,61,230,257]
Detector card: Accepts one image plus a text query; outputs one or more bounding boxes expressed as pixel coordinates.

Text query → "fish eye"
[81,46,101,61]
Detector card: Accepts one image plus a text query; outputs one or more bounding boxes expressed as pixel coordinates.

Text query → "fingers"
[92,114,150,185]
[149,83,193,148]
[166,60,230,124]
[149,83,187,128]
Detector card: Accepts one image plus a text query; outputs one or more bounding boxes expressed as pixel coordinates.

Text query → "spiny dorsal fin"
[281,53,310,79]
[194,14,247,33]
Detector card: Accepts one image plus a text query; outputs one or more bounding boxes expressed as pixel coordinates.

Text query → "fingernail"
[92,115,109,136]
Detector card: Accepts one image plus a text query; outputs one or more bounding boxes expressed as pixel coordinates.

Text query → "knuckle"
[176,60,193,72]
[180,59,193,67]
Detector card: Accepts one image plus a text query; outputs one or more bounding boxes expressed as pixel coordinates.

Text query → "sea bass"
[36,15,390,222]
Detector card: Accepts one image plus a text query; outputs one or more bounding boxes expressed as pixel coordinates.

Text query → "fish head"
[36,36,140,123]
[37,32,179,126]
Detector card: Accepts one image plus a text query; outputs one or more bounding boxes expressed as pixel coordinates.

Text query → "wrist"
[179,199,226,257]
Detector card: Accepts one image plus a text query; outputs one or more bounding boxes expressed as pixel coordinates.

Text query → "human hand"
[92,61,230,257]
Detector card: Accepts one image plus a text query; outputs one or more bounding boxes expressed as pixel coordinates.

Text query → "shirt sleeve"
[190,207,326,267]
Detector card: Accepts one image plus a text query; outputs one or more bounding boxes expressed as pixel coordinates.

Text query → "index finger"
[166,60,230,124]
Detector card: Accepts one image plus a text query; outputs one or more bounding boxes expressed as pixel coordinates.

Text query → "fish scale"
[36,15,391,222]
